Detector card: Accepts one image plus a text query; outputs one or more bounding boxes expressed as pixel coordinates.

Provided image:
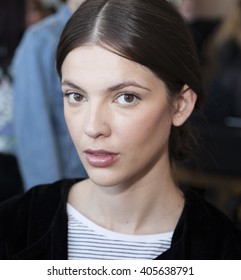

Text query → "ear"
[172,85,197,127]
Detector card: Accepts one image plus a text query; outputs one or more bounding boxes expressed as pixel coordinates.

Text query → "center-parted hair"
[56,0,203,163]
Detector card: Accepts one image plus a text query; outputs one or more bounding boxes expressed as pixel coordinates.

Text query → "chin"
[87,169,127,188]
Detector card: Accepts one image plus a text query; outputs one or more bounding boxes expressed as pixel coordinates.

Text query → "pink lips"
[84,149,119,167]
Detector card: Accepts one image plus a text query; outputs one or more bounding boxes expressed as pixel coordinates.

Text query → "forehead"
[61,45,164,89]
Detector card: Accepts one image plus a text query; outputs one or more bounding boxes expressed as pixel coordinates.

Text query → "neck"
[70,161,184,235]
[91,177,183,234]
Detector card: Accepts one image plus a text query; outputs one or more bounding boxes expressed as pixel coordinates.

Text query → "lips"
[83,149,119,167]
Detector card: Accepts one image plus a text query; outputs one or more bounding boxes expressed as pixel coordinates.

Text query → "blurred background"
[172,0,241,228]
[0,0,62,201]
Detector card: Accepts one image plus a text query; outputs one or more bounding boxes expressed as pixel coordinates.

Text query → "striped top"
[67,204,173,260]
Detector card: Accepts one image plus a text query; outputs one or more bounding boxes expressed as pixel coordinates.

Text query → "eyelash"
[63,92,141,106]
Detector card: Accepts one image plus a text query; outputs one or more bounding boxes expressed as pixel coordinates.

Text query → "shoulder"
[0,180,69,222]
[0,179,81,237]
[183,187,240,232]
[0,179,79,259]
[182,187,241,258]
[0,179,77,215]
[184,187,233,223]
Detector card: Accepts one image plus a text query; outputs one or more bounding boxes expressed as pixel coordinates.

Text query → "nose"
[84,102,111,138]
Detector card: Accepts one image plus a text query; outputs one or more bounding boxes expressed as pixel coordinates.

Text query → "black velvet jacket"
[0,179,241,259]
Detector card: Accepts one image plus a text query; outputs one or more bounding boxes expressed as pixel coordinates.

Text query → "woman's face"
[61,46,177,187]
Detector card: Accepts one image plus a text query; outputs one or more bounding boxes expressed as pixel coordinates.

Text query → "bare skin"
[62,46,196,235]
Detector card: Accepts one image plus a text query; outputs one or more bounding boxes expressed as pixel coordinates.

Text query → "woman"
[0,0,241,260]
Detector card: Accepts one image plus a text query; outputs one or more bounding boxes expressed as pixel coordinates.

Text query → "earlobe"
[172,85,197,127]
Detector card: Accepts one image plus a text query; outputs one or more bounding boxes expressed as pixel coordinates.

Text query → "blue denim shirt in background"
[12,4,87,190]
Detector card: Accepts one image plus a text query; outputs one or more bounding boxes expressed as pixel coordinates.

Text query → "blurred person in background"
[0,0,26,201]
[25,0,60,27]
[203,0,241,124]
[179,0,222,61]
[12,0,87,190]
[182,1,241,200]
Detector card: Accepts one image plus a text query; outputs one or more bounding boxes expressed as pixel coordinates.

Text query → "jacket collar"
[12,181,241,259]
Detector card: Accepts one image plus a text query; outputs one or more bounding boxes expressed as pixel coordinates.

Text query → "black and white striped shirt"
[67,204,173,260]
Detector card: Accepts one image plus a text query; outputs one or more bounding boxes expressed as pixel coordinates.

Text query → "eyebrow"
[61,80,151,93]
[108,81,151,92]
[61,81,87,93]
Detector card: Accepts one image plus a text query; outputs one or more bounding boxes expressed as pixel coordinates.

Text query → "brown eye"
[73,93,83,102]
[124,94,135,103]
[64,92,85,104]
[115,93,140,106]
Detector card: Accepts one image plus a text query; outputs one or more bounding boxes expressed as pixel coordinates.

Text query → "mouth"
[83,149,119,168]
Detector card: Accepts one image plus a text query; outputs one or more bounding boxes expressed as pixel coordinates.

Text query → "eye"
[114,93,140,106]
[64,92,85,104]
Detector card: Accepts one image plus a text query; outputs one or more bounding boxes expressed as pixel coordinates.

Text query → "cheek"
[118,107,172,148]
[64,109,82,145]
